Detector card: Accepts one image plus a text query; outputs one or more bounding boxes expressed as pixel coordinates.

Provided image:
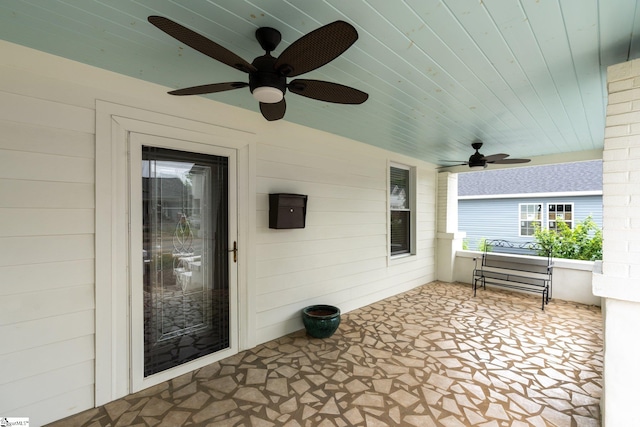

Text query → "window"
[548,203,573,231]
[519,203,542,236]
[390,164,414,256]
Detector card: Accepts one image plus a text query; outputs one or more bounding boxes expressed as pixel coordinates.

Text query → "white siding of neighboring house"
[0,41,437,425]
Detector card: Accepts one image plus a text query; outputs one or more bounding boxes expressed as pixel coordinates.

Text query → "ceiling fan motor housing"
[249,55,287,98]
[468,151,486,168]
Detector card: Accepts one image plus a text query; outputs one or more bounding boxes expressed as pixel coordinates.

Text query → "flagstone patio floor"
[47,281,603,427]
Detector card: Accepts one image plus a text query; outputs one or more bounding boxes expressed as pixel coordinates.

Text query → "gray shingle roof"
[458,160,602,197]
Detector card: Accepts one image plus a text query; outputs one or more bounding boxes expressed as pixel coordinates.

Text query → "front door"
[129,134,238,391]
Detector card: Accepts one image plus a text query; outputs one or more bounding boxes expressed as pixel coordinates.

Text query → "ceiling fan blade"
[260,99,286,121]
[274,21,357,77]
[288,79,368,104]
[483,153,509,162]
[148,16,256,73]
[492,158,531,164]
[168,82,248,96]
[437,163,467,169]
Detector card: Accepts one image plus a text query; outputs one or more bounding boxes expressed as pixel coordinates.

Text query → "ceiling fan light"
[469,164,486,170]
[252,86,284,103]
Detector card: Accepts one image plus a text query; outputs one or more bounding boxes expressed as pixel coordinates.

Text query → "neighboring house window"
[548,203,573,231]
[519,203,542,236]
[390,164,413,256]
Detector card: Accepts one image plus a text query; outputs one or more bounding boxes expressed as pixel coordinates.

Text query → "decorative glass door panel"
[142,146,229,377]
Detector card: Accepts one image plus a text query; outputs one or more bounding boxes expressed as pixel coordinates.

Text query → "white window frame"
[389,162,416,260]
[547,202,574,231]
[518,203,542,237]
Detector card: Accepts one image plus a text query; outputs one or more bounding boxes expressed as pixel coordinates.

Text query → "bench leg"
[472,277,484,297]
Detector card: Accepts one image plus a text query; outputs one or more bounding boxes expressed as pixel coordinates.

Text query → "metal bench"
[473,240,553,310]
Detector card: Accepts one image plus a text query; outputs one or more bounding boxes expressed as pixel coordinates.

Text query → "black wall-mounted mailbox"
[269,193,308,229]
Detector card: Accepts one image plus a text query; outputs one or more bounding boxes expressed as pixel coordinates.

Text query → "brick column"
[592,58,640,427]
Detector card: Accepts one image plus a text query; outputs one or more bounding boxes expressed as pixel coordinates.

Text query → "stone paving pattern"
[48,281,603,426]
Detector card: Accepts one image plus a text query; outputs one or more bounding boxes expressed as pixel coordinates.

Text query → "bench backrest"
[483,239,553,274]
[485,239,550,256]
[482,253,551,275]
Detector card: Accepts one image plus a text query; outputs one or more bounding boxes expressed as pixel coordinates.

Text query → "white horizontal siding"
[13,385,94,427]
[0,235,94,267]
[258,158,383,191]
[0,208,94,237]
[0,91,94,134]
[0,150,93,183]
[305,210,384,227]
[257,245,386,279]
[256,177,384,202]
[0,360,94,416]
[0,118,94,158]
[0,259,94,296]
[0,335,94,385]
[0,60,96,423]
[258,223,385,244]
[0,284,94,325]
[256,132,383,179]
[0,310,94,355]
[257,258,385,302]
[255,135,436,342]
[256,235,384,261]
[0,179,94,209]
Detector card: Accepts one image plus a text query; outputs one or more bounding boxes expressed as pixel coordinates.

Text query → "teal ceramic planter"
[302,305,341,338]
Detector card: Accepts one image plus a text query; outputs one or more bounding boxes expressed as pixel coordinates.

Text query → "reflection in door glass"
[142,146,229,377]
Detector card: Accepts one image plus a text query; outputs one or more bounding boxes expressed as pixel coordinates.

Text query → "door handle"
[228,241,237,263]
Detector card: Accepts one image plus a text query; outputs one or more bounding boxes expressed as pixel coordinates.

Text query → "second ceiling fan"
[440,142,531,169]
[148,16,369,121]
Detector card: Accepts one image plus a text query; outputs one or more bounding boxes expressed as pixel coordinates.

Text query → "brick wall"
[593,58,640,427]
[602,58,640,283]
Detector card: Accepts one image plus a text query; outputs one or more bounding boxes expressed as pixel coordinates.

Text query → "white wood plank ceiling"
[1,0,638,166]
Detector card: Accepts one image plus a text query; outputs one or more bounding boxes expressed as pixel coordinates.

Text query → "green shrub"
[477,237,492,252]
[534,215,602,261]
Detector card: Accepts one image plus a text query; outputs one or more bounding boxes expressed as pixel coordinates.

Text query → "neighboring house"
[458,160,603,250]
[142,176,192,221]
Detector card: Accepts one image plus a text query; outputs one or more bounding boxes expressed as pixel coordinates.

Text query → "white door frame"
[95,101,255,405]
